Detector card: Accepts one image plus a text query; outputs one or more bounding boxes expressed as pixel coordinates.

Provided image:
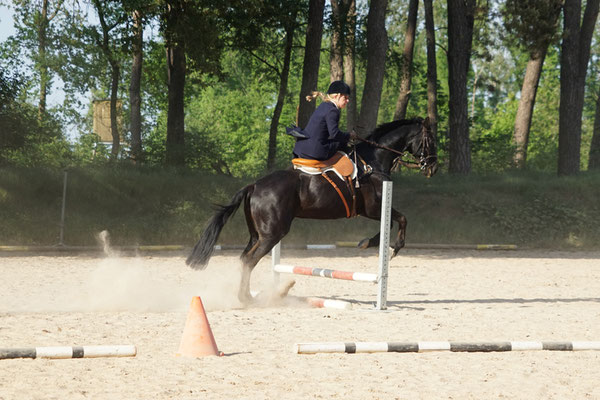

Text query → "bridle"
[412,123,437,171]
[353,121,436,172]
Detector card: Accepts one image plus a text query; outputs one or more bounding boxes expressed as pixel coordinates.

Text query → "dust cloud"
[83,231,243,312]
[0,231,244,313]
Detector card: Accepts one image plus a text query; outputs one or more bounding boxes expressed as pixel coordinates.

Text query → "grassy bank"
[1,166,599,249]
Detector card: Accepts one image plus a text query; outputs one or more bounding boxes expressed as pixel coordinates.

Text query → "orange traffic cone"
[176,296,223,357]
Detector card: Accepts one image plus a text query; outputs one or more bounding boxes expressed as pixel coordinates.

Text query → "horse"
[187,117,438,303]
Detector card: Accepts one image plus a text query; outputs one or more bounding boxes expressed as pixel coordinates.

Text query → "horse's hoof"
[358,238,370,249]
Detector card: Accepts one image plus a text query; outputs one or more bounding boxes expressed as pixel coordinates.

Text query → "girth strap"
[346,176,357,217]
[322,172,356,218]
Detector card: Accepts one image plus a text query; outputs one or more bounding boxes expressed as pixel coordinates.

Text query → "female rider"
[293,80,357,160]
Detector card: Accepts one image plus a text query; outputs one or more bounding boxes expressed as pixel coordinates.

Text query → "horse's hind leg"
[240,192,259,259]
[238,260,254,304]
[238,236,283,303]
[238,242,258,304]
[241,220,258,259]
[238,193,260,303]
[236,176,296,304]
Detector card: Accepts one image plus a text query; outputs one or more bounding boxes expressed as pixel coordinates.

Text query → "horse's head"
[363,117,438,177]
[405,117,438,178]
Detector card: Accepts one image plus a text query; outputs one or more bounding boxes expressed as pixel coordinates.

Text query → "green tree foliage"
[179,50,299,177]
[501,0,562,54]
[471,101,517,172]
[186,81,273,176]
[0,64,72,166]
[2,0,600,177]
[8,0,63,117]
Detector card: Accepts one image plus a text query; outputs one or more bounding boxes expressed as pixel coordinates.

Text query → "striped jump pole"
[294,341,600,354]
[305,297,353,310]
[0,345,137,360]
[272,181,393,310]
[273,264,378,283]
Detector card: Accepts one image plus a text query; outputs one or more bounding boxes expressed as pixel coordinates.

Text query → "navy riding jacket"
[293,101,350,160]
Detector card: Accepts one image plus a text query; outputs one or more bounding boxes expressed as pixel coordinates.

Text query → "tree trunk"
[37,0,49,122]
[329,0,344,81]
[166,43,186,166]
[423,0,438,139]
[393,0,418,120]
[357,0,388,135]
[343,0,357,131]
[129,9,143,162]
[446,0,475,174]
[558,0,599,175]
[109,61,120,158]
[558,0,584,175]
[266,23,295,171]
[512,49,547,169]
[588,92,600,170]
[297,0,325,128]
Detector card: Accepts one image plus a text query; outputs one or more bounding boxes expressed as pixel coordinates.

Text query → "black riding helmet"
[327,80,351,96]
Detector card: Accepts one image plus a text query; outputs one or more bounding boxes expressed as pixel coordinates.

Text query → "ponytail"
[305,91,327,102]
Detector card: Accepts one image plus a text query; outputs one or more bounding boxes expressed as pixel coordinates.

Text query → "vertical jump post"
[376,180,392,310]
[272,237,281,284]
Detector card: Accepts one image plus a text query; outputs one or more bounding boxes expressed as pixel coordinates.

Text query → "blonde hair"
[306,91,338,103]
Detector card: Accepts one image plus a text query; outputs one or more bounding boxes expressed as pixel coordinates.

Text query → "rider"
[293,80,357,160]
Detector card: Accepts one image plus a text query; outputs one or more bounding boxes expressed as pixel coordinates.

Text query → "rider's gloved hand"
[349,131,360,145]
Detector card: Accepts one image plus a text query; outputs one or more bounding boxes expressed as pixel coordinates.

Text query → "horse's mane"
[366,118,424,141]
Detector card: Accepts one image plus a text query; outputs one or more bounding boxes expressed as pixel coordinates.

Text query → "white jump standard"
[0,345,137,359]
[294,341,600,354]
[272,181,393,310]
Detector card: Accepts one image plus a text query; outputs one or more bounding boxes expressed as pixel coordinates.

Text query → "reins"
[352,135,405,157]
[357,135,420,169]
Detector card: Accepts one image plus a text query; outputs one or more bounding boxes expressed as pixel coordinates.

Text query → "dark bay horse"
[187,117,438,302]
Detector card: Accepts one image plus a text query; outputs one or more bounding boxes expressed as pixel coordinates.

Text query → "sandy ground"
[1,247,600,399]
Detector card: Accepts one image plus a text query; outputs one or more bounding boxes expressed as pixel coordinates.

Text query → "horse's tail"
[186,185,252,270]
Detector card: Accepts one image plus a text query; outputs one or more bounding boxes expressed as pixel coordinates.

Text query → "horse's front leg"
[358,232,379,249]
[391,208,407,258]
[358,208,406,258]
